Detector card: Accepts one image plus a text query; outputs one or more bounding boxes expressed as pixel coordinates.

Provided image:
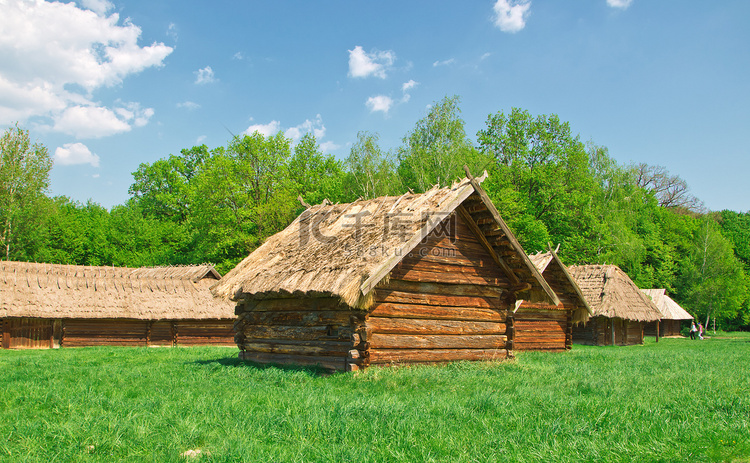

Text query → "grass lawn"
[1,333,749,462]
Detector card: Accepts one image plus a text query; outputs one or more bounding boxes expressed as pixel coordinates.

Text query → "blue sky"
[1,0,748,212]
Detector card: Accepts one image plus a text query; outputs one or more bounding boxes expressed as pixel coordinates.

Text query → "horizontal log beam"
[370,333,506,350]
[240,310,359,327]
[368,317,505,336]
[369,303,506,322]
[380,279,505,298]
[240,324,354,342]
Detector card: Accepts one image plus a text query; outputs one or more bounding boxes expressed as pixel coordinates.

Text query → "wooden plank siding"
[0,318,53,349]
[366,213,512,365]
[645,319,684,337]
[0,318,235,349]
[572,316,646,346]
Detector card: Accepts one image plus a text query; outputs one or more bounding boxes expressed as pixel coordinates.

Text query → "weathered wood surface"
[378,279,505,298]
[0,318,52,349]
[369,303,505,323]
[240,340,355,357]
[369,333,506,350]
[367,317,505,336]
[238,324,355,342]
[243,297,349,312]
[369,348,508,364]
[240,310,360,327]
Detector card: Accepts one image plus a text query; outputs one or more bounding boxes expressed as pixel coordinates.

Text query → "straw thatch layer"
[641,289,693,321]
[0,261,233,320]
[568,264,661,322]
[212,174,558,308]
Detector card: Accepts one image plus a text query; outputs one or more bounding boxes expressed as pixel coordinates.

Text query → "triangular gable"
[361,170,559,306]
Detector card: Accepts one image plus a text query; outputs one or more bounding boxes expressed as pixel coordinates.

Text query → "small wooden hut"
[212,172,559,371]
[514,249,592,351]
[0,262,234,349]
[568,264,661,346]
[642,289,693,337]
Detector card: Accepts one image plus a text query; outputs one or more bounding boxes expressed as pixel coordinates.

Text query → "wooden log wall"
[572,317,647,346]
[235,297,364,371]
[572,316,605,346]
[366,212,511,365]
[645,320,685,337]
[0,318,235,349]
[62,319,150,347]
[0,318,53,349]
[513,308,568,351]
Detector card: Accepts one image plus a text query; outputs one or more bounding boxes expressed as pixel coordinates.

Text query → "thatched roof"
[0,261,233,320]
[568,264,662,322]
[641,289,693,321]
[522,250,593,324]
[213,172,559,309]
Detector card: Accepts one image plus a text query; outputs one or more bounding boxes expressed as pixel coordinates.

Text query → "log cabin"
[641,289,693,337]
[568,265,662,346]
[514,249,592,351]
[0,262,235,349]
[212,171,559,371]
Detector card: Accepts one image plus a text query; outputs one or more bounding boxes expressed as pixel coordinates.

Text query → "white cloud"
[480,52,492,60]
[54,142,101,167]
[243,120,281,137]
[52,101,154,138]
[233,52,243,60]
[348,46,395,79]
[284,114,326,142]
[177,101,201,110]
[80,0,113,15]
[606,0,633,9]
[194,66,216,84]
[166,22,178,41]
[319,140,340,153]
[493,0,531,33]
[401,80,418,103]
[196,135,207,144]
[0,0,171,137]
[366,95,393,114]
[402,80,418,92]
[432,58,456,67]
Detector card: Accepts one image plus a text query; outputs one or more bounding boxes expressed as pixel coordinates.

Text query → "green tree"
[477,108,596,256]
[288,133,348,206]
[190,132,296,272]
[345,131,400,199]
[676,216,748,329]
[0,124,53,260]
[398,95,488,192]
[129,145,212,222]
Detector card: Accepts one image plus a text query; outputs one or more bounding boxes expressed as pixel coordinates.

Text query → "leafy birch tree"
[0,124,52,260]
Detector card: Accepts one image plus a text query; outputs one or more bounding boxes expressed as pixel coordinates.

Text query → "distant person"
[698,322,704,340]
[689,321,697,340]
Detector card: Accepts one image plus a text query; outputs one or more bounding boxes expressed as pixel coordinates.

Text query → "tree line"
[2,96,748,330]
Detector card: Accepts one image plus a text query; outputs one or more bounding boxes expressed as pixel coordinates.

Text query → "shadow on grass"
[192,355,330,376]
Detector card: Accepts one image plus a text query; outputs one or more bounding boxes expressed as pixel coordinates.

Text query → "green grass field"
[1,334,749,462]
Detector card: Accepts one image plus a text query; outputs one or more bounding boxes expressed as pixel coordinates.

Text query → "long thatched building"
[212,171,559,371]
[642,289,693,337]
[568,264,662,346]
[514,249,592,351]
[0,262,235,349]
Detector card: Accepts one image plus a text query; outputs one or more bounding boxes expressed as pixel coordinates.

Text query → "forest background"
[2,96,748,330]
